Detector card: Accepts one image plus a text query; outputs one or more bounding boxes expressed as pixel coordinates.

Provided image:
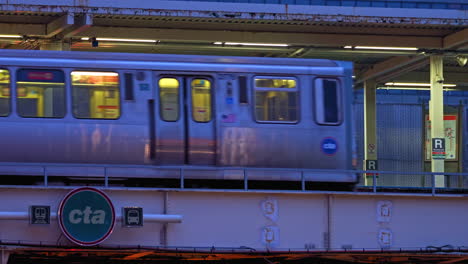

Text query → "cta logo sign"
[321,137,338,156]
[58,187,115,246]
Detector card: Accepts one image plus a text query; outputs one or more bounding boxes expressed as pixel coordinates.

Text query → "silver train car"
[0,50,356,188]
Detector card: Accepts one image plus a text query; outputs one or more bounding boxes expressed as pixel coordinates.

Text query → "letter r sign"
[432,138,446,159]
[432,138,445,150]
[366,160,378,170]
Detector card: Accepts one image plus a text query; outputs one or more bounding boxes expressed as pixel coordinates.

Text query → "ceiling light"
[81,37,158,43]
[214,42,289,47]
[378,86,457,91]
[378,86,430,91]
[344,46,418,51]
[0,35,22,38]
[385,82,457,87]
[456,55,467,67]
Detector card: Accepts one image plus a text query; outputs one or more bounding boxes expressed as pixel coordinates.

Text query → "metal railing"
[0,162,467,194]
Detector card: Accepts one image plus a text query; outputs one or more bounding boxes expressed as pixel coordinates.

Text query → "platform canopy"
[0,0,466,88]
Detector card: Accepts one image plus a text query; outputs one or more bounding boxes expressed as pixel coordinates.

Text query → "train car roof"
[0,49,341,67]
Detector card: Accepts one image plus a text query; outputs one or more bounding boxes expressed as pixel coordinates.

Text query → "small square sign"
[123,207,143,227]
[30,206,50,225]
[366,160,378,170]
[432,138,446,159]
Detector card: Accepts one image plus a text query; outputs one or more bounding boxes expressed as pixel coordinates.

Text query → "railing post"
[104,167,108,188]
[301,171,305,191]
[431,172,436,195]
[43,167,48,187]
[243,169,248,191]
[373,172,377,193]
[180,168,184,189]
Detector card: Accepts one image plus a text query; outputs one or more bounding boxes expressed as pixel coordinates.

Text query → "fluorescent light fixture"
[81,37,158,43]
[378,86,457,91]
[0,35,22,38]
[378,86,430,90]
[71,71,118,76]
[385,82,456,87]
[214,42,289,47]
[344,46,417,51]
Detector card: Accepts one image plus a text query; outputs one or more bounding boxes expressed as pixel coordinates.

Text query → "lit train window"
[71,71,120,119]
[159,78,179,122]
[314,78,341,125]
[254,77,298,123]
[0,69,10,117]
[191,79,212,123]
[16,69,65,118]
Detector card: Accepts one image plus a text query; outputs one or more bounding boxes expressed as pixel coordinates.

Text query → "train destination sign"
[58,187,115,246]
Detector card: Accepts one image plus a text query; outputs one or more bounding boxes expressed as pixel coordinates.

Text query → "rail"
[0,162,467,195]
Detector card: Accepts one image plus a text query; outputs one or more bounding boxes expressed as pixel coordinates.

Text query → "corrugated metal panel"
[462,105,468,188]
[354,103,424,187]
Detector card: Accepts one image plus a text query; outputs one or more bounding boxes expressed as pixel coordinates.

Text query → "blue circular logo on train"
[321,137,338,156]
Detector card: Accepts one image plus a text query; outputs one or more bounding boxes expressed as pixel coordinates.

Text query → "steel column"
[429,55,445,187]
[364,80,377,186]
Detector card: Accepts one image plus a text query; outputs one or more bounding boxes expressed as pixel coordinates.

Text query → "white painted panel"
[387,198,468,248]
[332,195,468,249]
[3,188,468,251]
[168,192,328,249]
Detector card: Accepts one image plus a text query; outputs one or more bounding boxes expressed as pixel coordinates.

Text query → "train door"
[155,75,215,165]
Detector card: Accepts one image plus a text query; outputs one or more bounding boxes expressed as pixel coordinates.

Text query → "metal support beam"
[58,14,92,39]
[1,249,9,264]
[39,40,71,51]
[0,23,44,36]
[358,56,427,84]
[80,27,442,48]
[123,252,154,260]
[355,27,468,85]
[364,80,377,186]
[161,192,169,246]
[444,28,468,50]
[393,71,468,84]
[287,48,306,58]
[429,55,445,188]
[45,13,74,38]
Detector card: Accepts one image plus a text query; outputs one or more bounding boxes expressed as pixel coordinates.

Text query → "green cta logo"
[58,187,115,246]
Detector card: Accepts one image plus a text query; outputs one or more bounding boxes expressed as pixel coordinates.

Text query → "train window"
[159,78,179,122]
[314,78,341,125]
[71,71,120,119]
[254,77,298,122]
[16,69,65,118]
[0,69,10,117]
[191,79,212,123]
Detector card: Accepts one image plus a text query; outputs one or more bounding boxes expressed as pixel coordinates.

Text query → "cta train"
[0,49,356,188]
